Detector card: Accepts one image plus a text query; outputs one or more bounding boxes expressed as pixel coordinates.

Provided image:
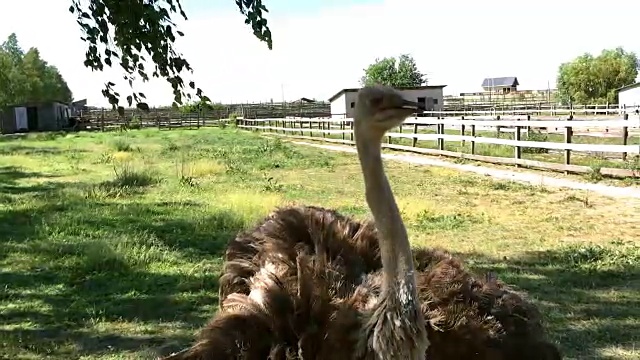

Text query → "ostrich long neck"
[355,129,416,292]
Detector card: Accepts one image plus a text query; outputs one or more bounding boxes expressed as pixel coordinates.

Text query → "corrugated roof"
[481,77,519,88]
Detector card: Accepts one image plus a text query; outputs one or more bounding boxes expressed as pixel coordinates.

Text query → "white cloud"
[1,0,639,107]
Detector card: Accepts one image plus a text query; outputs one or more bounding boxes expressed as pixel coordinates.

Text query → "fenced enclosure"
[74,108,234,131]
[442,98,619,113]
[72,100,331,131]
[237,111,640,179]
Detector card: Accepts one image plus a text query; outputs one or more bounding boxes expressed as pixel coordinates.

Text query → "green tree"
[70,0,272,111]
[556,47,639,105]
[21,48,73,103]
[0,50,28,106]
[1,33,24,64]
[0,34,74,108]
[41,66,74,104]
[360,54,426,87]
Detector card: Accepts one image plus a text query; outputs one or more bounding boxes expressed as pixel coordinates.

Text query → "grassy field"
[1,127,639,359]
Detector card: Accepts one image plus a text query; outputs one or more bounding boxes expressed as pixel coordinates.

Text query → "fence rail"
[237,115,640,179]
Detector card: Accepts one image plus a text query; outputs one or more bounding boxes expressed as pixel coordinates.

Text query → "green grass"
[1,127,639,359]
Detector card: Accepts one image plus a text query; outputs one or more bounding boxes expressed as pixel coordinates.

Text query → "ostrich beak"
[401,99,425,111]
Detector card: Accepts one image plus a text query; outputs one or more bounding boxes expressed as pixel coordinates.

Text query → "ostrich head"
[354,85,424,139]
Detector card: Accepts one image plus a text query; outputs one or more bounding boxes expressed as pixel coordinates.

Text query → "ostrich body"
[159,86,561,360]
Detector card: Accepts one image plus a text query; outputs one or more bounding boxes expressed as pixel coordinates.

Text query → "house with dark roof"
[481,77,519,94]
[328,85,447,118]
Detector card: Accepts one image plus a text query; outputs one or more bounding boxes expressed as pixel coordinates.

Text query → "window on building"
[433,98,438,104]
[350,102,355,108]
[417,97,426,105]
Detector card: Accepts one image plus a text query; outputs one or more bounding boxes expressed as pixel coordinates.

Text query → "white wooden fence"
[237,115,640,178]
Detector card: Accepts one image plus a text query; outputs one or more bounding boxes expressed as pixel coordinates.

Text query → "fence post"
[514,120,522,166]
[412,123,418,148]
[564,116,573,169]
[350,121,354,142]
[341,121,345,140]
[622,113,629,161]
[100,108,105,131]
[470,124,476,155]
[437,122,444,151]
[460,116,466,146]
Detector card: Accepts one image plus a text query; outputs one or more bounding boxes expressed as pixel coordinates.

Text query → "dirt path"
[289,140,640,199]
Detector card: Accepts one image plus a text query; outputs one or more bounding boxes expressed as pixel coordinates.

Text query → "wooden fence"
[236,114,640,179]
[75,108,234,132]
[80,100,330,122]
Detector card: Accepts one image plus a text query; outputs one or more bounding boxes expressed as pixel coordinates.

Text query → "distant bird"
[159,85,561,360]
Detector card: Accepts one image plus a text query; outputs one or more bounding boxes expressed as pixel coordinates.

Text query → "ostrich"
[159,86,562,359]
[158,85,427,359]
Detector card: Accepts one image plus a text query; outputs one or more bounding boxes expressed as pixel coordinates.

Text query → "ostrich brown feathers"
[161,205,561,360]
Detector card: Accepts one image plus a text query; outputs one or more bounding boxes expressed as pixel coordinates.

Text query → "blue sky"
[1,0,639,107]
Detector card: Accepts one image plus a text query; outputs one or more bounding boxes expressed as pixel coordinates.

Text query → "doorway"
[26,106,38,131]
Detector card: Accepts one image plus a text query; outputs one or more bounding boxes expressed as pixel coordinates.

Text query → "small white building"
[328,85,447,118]
[617,82,640,113]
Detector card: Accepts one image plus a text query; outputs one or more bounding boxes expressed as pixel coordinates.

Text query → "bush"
[112,138,132,152]
[111,162,159,187]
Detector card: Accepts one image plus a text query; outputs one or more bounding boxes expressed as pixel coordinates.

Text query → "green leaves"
[0,34,73,108]
[71,0,273,111]
[556,47,639,105]
[360,54,426,87]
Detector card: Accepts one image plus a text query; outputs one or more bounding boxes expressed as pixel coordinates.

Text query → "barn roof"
[616,82,640,92]
[328,85,447,103]
[4,100,69,108]
[481,77,519,88]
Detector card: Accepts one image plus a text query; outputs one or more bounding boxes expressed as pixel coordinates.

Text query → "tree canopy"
[556,47,639,105]
[360,54,426,87]
[0,33,73,108]
[70,0,272,112]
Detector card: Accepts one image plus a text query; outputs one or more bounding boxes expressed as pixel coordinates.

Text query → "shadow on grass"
[0,267,214,358]
[0,131,74,143]
[0,165,61,196]
[0,328,191,359]
[459,247,640,359]
[0,144,88,156]
[1,181,247,359]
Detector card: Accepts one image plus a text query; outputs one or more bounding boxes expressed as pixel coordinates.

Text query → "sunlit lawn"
[0,127,638,359]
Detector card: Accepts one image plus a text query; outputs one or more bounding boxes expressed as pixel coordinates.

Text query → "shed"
[616,82,640,113]
[481,77,519,94]
[0,101,71,134]
[328,85,447,119]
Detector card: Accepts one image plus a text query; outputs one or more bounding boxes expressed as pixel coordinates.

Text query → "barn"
[328,85,447,119]
[0,101,71,134]
[616,82,640,113]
